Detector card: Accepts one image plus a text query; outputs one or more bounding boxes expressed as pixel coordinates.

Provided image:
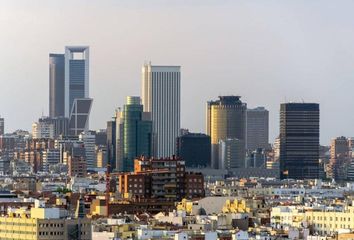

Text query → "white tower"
[142,63,181,158]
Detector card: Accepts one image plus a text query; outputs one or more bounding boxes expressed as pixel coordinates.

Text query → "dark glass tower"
[117,97,152,172]
[176,133,211,168]
[107,119,116,171]
[279,103,320,179]
[49,54,65,118]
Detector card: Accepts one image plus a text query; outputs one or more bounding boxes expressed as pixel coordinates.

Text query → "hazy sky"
[1,0,354,145]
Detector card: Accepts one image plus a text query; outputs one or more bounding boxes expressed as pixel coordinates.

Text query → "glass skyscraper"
[64,46,90,118]
[49,54,65,118]
[117,96,152,172]
[49,46,91,136]
[279,103,320,179]
[206,96,247,169]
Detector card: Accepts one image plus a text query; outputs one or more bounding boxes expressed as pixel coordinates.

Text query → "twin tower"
[49,46,92,135]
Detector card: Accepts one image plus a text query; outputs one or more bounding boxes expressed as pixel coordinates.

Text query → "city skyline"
[2,1,354,144]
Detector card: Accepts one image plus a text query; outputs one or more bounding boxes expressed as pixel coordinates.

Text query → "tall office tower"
[116,96,152,172]
[68,98,93,136]
[218,138,245,169]
[49,46,91,136]
[206,96,247,169]
[64,46,92,135]
[246,107,269,150]
[142,63,181,158]
[0,117,4,135]
[49,54,65,118]
[328,136,350,180]
[79,131,96,169]
[176,133,211,168]
[279,103,320,180]
[106,119,116,171]
[64,46,89,117]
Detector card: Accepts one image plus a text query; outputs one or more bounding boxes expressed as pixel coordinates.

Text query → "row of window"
[38,223,64,228]
[0,222,36,227]
[314,223,351,229]
[39,231,64,236]
[308,216,351,221]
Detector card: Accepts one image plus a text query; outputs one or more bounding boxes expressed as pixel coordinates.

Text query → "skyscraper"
[79,131,96,169]
[49,46,91,136]
[142,63,181,158]
[176,133,211,168]
[279,103,320,179]
[328,136,350,180]
[49,54,65,118]
[64,46,90,118]
[106,119,116,171]
[0,117,4,135]
[116,96,153,172]
[246,107,269,150]
[206,96,247,169]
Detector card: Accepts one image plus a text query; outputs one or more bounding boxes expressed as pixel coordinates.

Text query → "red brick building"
[118,156,204,201]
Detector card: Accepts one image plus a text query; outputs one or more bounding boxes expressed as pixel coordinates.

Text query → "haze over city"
[1,0,354,144]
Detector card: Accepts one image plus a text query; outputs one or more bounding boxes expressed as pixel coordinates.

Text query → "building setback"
[279,103,320,179]
[142,63,181,158]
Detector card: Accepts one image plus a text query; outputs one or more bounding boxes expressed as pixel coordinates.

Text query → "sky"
[1,0,354,145]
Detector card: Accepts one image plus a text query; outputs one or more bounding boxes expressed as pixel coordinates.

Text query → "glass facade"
[279,103,320,179]
[206,96,247,169]
[49,54,65,118]
[118,97,152,172]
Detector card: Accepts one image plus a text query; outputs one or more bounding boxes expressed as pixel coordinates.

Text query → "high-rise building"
[218,138,245,169]
[49,46,91,136]
[32,120,54,139]
[116,96,152,172]
[37,117,69,138]
[279,103,320,180]
[42,149,60,172]
[206,96,247,169]
[79,131,96,169]
[49,54,65,118]
[176,133,211,168]
[328,136,350,180]
[68,142,87,177]
[142,63,181,158]
[246,148,266,168]
[0,117,4,135]
[64,46,89,118]
[106,119,116,171]
[68,98,93,136]
[246,107,269,150]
